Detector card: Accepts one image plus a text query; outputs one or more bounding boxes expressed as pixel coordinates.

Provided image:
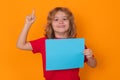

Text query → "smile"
[57,25,65,28]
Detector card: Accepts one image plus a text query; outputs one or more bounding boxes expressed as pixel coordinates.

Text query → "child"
[17,7,97,80]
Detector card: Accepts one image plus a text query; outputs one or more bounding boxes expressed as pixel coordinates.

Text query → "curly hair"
[45,7,76,39]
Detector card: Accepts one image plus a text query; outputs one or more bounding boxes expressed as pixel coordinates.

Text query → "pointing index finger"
[31,9,35,17]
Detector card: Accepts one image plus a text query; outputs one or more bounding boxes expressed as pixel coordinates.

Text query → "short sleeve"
[29,37,46,54]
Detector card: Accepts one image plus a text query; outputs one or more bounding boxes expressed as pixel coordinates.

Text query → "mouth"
[57,25,65,28]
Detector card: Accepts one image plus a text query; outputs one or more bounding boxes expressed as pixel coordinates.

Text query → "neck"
[55,32,68,39]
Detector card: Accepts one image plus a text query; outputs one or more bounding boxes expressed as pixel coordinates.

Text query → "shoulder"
[29,36,47,45]
[31,36,47,42]
[29,37,47,53]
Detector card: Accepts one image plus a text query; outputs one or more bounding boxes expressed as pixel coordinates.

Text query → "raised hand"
[25,10,36,25]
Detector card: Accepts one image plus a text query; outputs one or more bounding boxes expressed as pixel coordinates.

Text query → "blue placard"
[46,38,85,71]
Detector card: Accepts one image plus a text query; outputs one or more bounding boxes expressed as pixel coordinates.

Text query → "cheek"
[51,22,57,30]
[65,21,70,28]
[52,22,56,26]
[65,20,70,25]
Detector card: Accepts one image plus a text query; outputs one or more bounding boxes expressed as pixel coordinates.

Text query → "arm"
[84,49,97,68]
[16,10,36,50]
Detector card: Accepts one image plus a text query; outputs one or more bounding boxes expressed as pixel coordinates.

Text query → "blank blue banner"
[46,38,85,71]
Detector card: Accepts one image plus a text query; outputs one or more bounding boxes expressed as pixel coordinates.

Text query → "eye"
[63,18,68,20]
[53,18,58,21]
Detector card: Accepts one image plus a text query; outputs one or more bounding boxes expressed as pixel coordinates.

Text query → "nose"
[59,20,64,24]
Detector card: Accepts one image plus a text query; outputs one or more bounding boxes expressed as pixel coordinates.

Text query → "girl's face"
[52,11,70,34]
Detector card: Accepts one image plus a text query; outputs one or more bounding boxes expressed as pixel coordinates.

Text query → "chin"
[56,30,67,33]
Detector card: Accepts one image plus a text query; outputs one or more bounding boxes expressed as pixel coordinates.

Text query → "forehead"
[54,11,68,18]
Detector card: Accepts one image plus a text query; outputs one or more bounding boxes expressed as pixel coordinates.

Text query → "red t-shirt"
[30,37,88,80]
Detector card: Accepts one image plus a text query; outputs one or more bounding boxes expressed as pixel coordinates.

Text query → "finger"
[84,52,89,55]
[85,49,91,52]
[26,16,31,20]
[84,49,88,53]
[84,53,87,55]
[31,9,35,17]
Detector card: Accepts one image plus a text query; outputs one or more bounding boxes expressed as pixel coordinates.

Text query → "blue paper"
[46,38,85,71]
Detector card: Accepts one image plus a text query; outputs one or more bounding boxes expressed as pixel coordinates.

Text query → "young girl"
[17,7,97,80]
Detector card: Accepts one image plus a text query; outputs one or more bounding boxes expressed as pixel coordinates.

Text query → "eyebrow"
[54,16,68,18]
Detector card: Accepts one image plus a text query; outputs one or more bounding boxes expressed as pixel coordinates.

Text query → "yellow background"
[1,0,120,80]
